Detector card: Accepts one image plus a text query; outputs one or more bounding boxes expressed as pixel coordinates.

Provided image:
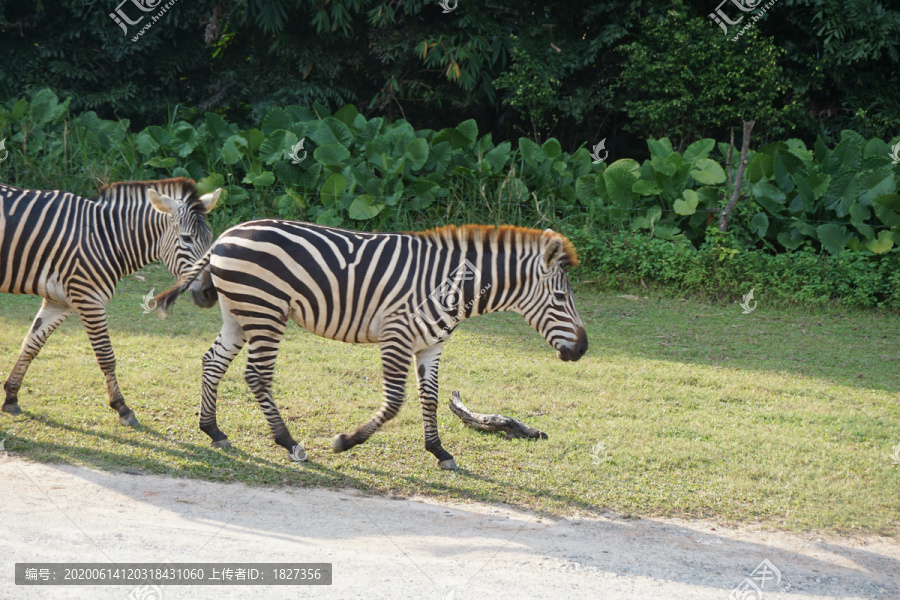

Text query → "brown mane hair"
[409,224,579,267]
[96,177,202,208]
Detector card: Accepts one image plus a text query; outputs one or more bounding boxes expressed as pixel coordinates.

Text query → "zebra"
[0,178,220,426]
[155,221,588,469]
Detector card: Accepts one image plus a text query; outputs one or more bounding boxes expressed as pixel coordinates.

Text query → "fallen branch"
[448,391,548,440]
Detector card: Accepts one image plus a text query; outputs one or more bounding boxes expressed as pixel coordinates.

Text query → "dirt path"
[2,457,897,599]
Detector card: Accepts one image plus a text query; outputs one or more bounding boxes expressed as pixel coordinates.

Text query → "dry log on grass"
[448,391,548,440]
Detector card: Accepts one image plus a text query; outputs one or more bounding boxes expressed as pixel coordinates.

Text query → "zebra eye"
[553,291,567,301]
[180,234,194,243]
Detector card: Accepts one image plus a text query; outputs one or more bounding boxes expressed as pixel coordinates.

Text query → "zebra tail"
[154,248,214,316]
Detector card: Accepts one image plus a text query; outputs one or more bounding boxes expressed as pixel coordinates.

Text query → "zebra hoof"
[211,438,232,449]
[438,459,458,470]
[2,403,22,416]
[119,412,139,427]
[332,434,350,453]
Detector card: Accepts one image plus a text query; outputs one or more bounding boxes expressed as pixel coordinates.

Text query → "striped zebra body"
[158,220,587,469]
[0,178,220,425]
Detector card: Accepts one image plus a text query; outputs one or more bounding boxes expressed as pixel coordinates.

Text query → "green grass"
[1,265,898,536]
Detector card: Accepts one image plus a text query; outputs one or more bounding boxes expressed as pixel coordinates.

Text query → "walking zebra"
[156,221,587,469]
[0,178,220,425]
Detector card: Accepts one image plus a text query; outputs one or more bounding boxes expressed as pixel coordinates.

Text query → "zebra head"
[518,229,588,362]
[147,186,220,307]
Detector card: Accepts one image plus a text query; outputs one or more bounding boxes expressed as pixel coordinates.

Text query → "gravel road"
[2,457,897,599]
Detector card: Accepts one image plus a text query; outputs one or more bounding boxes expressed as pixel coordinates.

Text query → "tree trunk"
[719,119,756,232]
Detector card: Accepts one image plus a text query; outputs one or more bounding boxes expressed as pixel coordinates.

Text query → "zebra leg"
[74,304,139,426]
[3,299,73,415]
[333,339,413,454]
[414,345,456,470]
[200,309,246,448]
[243,322,300,457]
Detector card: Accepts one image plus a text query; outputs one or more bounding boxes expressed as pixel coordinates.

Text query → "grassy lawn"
[1,264,898,536]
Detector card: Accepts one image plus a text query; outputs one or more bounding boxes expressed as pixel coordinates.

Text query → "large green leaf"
[322,117,353,147]
[320,173,347,206]
[603,159,640,208]
[866,230,895,254]
[873,193,900,211]
[683,139,715,165]
[205,113,235,143]
[542,138,562,159]
[633,178,663,196]
[575,174,602,204]
[314,144,351,166]
[333,104,359,127]
[427,141,452,174]
[145,157,176,169]
[822,171,859,216]
[750,212,769,237]
[773,149,803,192]
[817,224,854,255]
[404,138,428,170]
[519,137,543,165]
[673,189,699,215]
[261,107,294,136]
[747,153,773,183]
[690,158,726,185]
[455,119,478,145]
[316,208,343,227]
[485,142,511,173]
[242,170,275,188]
[260,130,298,164]
[135,131,159,155]
[825,130,865,173]
[348,194,385,220]
[196,173,225,195]
[220,135,246,165]
[864,138,889,158]
[857,168,896,204]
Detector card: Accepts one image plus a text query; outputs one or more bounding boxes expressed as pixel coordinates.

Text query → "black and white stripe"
[158,221,587,468]
[0,178,220,425]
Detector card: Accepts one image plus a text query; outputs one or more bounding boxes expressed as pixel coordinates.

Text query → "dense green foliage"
[3,88,899,257]
[571,230,900,309]
[2,0,898,151]
[3,88,899,309]
[615,4,806,148]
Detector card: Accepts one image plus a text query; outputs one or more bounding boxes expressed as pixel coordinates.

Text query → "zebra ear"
[199,188,221,213]
[542,235,566,270]
[147,189,178,215]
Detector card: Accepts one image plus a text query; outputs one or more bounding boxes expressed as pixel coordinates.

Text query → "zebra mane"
[95,177,203,208]
[412,224,579,267]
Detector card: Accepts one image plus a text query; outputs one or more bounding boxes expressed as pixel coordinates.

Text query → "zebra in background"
[156,221,587,469]
[0,178,220,426]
